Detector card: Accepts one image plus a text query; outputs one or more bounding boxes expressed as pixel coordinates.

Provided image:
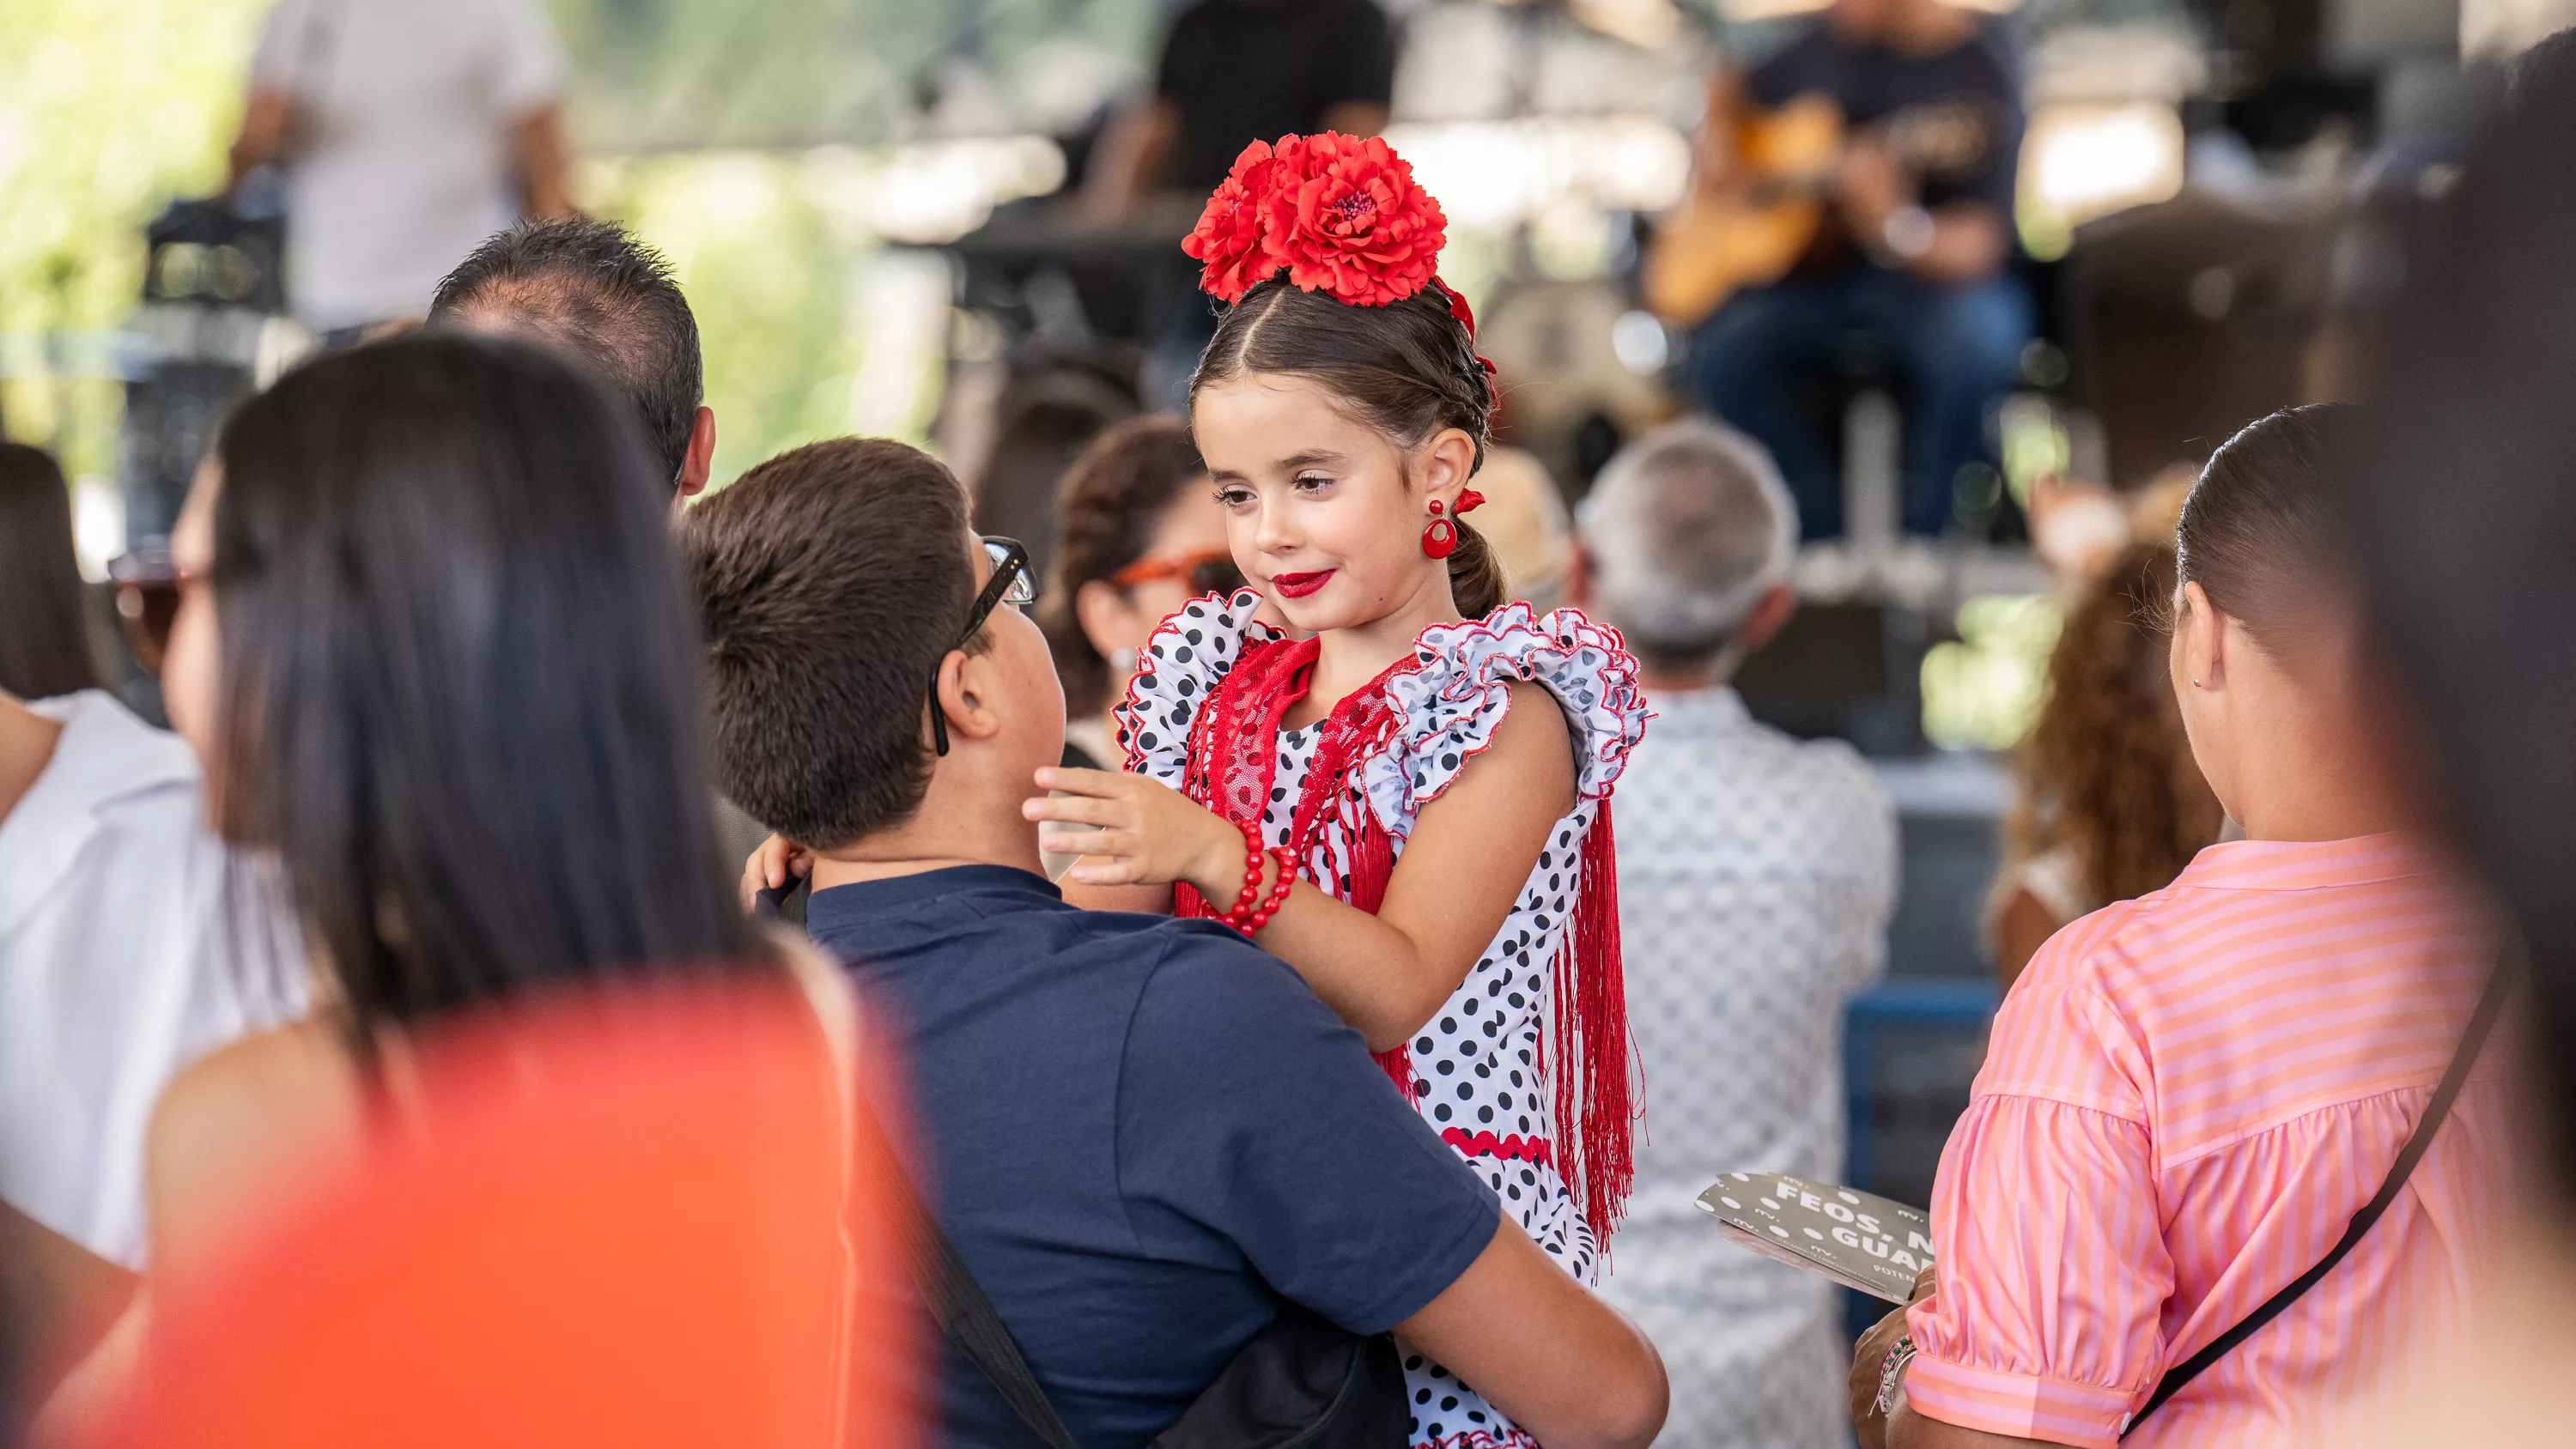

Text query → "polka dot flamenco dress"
[1121,591,1649,1449]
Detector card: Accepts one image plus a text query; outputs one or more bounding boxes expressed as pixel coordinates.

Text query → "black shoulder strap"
[2123,952,2512,1436]
[864,1095,1082,1449]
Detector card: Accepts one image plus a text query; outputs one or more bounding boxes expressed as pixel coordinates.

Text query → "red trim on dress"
[1440,1129,1553,1168]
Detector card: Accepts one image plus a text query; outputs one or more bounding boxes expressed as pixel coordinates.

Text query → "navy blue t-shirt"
[807,866,1499,1449]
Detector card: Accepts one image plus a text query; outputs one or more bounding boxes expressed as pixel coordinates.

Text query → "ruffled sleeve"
[1115,589,1279,786]
[1364,602,1648,836]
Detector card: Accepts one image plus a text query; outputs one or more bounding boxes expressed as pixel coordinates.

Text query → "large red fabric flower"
[1266,132,1447,306]
[1182,139,1289,304]
[1181,132,1449,308]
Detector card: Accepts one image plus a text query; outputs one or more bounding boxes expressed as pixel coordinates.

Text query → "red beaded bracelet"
[1216,821,1296,937]
[1221,819,1267,923]
[1233,846,1296,935]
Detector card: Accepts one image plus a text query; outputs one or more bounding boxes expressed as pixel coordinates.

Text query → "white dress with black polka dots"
[1121,591,1649,1449]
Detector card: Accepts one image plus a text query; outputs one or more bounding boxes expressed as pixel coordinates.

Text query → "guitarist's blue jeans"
[1689,268,2032,539]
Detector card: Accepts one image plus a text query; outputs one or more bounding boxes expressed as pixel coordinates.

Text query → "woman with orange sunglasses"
[1038,415,1244,768]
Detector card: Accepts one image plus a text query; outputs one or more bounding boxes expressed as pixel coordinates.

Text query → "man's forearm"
[226,88,293,194]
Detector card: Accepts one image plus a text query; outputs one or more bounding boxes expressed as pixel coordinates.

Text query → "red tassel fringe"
[1346,806,1418,1106]
[1551,806,1633,1251]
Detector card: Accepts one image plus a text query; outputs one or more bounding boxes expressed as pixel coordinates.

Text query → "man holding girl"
[719,131,1670,1449]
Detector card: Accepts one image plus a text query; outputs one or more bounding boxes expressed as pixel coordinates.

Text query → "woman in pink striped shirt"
[1853,404,2504,1449]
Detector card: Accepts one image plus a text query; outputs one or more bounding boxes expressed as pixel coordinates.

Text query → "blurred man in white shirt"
[226,0,574,337]
[1573,420,1899,1449]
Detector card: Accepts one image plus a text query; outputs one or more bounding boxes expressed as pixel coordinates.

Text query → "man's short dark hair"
[429,220,702,485]
[682,438,978,848]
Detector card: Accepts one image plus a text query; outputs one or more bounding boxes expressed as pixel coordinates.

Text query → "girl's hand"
[1024,767,1245,894]
[741,834,811,912]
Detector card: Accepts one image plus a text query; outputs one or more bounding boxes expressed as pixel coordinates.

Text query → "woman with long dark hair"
[0,443,103,700]
[33,333,849,1436]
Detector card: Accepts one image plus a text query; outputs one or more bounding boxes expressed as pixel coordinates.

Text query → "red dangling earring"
[1421,498,1458,560]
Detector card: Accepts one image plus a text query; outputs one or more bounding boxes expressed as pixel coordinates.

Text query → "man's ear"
[933,647,1007,747]
[677,406,716,500]
[1737,581,1797,658]
[1564,543,1597,610]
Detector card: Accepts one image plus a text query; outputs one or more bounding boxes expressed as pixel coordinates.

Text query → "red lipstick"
[1271,568,1336,600]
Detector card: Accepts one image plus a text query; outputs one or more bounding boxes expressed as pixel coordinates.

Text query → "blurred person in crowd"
[969,370,1139,592]
[1986,538,2223,990]
[0,445,101,701]
[0,469,295,1410]
[227,0,574,342]
[33,334,849,1439]
[1078,0,1398,409]
[427,219,768,864]
[1470,447,1575,611]
[428,219,715,501]
[1676,0,2028,539]
[1079,0,1394,221]
[1038,416,1236,771]
[2326,49,2576,1443]
[1854,404,2504,1449]
[687,438,1667,1449]
[87,985,886,1449]
[1569,420,1899,1449]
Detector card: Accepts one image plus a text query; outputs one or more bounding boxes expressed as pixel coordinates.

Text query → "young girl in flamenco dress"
[1024,131,1652,1449]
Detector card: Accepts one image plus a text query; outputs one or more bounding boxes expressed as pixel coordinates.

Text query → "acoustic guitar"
[1643,92,1990,329]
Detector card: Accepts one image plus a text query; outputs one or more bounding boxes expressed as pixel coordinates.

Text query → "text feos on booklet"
[1695,1171,1932,1304]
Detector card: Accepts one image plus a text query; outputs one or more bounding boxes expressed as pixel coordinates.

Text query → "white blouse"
[0,693,299,1265]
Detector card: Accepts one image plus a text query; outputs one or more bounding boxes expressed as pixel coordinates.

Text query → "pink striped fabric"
[1904,834,2505,1448]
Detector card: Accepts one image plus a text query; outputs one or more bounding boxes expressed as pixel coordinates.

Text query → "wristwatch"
[1880,206,1935,264]
[1875,1335,1919,1417]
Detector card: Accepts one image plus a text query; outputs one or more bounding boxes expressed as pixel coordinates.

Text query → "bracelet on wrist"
[1874,1335,1918,1418]
[1220,818,1267,921]
[1214,821,1296,936]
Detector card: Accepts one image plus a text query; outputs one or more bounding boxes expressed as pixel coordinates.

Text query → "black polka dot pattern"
[1120,597,1647,1449]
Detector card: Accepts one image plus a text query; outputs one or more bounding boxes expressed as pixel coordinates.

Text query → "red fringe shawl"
[1170,634,1634,1245]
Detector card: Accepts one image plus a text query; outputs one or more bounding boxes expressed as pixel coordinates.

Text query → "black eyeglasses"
[931,537,1036,756]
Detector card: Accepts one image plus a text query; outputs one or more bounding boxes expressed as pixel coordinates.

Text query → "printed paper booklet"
[1697,1172,1933,1303]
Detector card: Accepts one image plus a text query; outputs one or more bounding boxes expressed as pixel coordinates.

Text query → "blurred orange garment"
[84,980,914,1449]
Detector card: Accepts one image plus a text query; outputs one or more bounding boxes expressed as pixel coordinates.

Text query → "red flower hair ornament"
[1183,132,1450,309]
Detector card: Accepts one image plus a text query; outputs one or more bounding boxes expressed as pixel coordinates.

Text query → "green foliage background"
[3,0,1163,492]
[0,0,264,479]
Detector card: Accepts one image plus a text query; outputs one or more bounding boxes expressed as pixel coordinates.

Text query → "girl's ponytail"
[1448,518,1505,620]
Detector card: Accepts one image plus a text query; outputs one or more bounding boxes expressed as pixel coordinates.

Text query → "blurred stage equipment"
[117,196,301,552]
[941,200,1188,573]
[2058,166,2339,485]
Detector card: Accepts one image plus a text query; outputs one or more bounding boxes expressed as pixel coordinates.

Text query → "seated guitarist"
[1684,0,2028,541]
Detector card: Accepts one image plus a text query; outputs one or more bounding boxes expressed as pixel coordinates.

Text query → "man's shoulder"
[1128,914,1318,1020]
[1639,712,1888,815]
[1746,22,1840,88]
[1761,724,1885,798]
